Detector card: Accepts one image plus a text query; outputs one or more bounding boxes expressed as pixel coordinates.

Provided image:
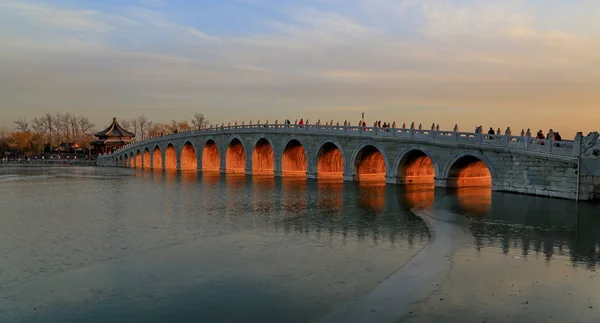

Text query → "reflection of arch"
[350,142,389,181]
[314,139,345,179]
[394,146,439,184]
[129,152,135,168]
[165,143,177,170]
[143,147,151,169]
[152,145,162,170]
[456,187,492,215]
[282,138,307,175]
[442,151,495,187]
[180,141,197,171]
[226,136,246,173]
[252,136,275,174]
[202,139,220,171]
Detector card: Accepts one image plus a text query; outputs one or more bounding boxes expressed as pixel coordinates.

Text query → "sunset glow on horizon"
[1,0,599,137]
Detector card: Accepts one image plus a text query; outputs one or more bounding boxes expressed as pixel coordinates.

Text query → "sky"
[0,0,599,137]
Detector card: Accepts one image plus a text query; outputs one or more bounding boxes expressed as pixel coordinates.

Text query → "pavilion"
[91,117,135,154]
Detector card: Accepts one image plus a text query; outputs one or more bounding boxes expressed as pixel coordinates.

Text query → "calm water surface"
[0,167,599,323]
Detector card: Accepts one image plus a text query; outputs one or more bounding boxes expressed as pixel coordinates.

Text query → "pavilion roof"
[94,117,135,138]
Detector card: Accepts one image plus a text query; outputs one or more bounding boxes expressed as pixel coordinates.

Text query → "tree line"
[1,112,209,157]
[119,113,209,140]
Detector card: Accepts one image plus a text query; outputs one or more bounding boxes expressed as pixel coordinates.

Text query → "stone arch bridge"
[98,123,600,201]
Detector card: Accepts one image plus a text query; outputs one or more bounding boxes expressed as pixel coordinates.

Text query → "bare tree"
[137,114,150,140]
[130,119,139,139]
[14,117,29,132]
[145,121,153,138]
[191,113,209,130]
[177,121,191,132]
[32,117,45,137]
[120,119,131,132]
[148,123,170,137]
[77,115,94,134]
[43,113,55,145]
[76,115,94,148]
[168,120,178,132]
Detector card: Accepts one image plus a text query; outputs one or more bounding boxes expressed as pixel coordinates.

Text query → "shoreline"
[0,162,97,167]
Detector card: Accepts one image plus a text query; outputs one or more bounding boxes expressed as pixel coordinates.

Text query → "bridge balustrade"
[103,123,582,159]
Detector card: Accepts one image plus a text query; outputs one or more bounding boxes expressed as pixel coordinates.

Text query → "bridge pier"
[386,176,398,184]
[434,177,449,187]
[306,172,317,180]
[343,175,354,182]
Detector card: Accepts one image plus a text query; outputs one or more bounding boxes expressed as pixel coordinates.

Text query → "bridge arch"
[350,141,390,181]
[281,137,308,176]
[129,152,135,168]
[202,138,220,171]
[164,143,177,170]
[442,151,496,187]
[143,147,151,169]
[394,145,440,184]
[135,149,142,169]
[226,135,247,173]
[252,136,275,175]
[152,145,162,170]
[180,141,197,171]
[314,139,345,179]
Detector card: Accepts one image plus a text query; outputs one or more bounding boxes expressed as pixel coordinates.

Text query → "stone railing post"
[573,132,583,156]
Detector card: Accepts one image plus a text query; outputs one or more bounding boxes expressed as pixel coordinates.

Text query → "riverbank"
[0,160,97,167]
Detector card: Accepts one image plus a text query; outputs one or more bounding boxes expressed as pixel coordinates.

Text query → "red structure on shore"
[91,117,135,154]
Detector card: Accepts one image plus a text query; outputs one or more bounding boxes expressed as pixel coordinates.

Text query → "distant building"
[91,117,135,154]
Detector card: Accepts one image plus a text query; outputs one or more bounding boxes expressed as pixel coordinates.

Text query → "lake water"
[1,167,599,323]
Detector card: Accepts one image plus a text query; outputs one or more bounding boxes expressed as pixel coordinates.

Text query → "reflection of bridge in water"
[141,170,600,268]
[99,122,600,201]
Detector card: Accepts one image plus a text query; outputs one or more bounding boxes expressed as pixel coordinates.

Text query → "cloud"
[0,0,599,136]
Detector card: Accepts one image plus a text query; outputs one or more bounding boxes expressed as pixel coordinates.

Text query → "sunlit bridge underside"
[180,142,197,171]
[282,140,307,177]
[317,142,344,179]
[143,149,151,169]
[153,147,162,170]
[355,145,386,182]
[252,138,274,175]
[448,156,492,187]
[165,145,177,170]
[202,140,220,172]
[226,138,246,174]
[398,151,435,184]
[135,152,142,169]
